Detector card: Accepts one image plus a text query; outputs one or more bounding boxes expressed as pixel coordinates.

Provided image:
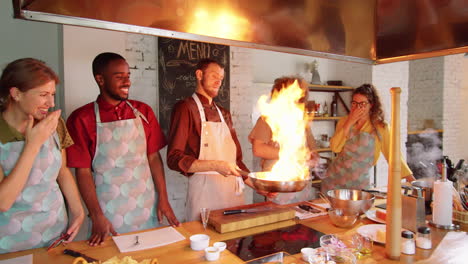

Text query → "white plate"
[357,224,410,245]
[365,209,385,224]
[357,224,386,244]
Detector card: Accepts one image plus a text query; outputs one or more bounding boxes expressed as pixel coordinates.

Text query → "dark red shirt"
[166,93,249,176]
[66,96,166,168]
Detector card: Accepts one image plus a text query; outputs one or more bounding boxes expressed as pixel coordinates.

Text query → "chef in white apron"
[186,94,246,221]
[167,59,265,222]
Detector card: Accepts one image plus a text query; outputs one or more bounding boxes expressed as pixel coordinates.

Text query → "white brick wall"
[124,34,189,223]
[442,54,466,161]
[371,61,410,187]
[230,47,255,204]
[408,57,444,131]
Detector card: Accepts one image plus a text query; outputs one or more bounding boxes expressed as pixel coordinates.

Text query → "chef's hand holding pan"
[241,173,278,199]
[257,190,278,199]
[216,161,243,177]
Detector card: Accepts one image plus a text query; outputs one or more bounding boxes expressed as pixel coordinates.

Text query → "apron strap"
[192,94,226,123]
[93,102,101,123]
[126,100,149,124]
[93,101,149,124]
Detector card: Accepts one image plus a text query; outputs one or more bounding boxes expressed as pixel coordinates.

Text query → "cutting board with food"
[209,202,296,233]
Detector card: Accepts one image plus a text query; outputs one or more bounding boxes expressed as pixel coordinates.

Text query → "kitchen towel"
[112,227,185,253]
[432,180,453,226]
[415,231,468,264]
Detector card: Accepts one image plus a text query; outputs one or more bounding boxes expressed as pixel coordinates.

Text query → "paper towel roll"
[432,180,453,226]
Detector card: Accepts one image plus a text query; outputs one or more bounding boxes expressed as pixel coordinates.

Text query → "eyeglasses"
[351,101,370,107]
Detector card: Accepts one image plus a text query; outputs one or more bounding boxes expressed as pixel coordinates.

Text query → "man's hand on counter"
[89,214,118,246]
[158,199,180,227]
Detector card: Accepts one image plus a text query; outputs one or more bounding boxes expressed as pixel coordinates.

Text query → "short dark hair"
[92,52,126,76]
[0,58,59,111]
[195,58,224,72]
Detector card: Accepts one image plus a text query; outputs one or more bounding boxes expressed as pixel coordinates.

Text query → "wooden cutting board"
[208,202,296,233]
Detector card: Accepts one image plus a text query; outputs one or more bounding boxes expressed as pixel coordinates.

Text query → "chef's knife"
[63,249,99,263]
[223,208,271,215]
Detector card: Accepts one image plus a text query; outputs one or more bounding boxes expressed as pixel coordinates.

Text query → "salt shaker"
[416,226,432,249]
[401,231,415,255]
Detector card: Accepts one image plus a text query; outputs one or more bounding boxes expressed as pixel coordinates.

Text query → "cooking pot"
[411,179,434,203]
[411,178,435,214]
[248,172,310,193]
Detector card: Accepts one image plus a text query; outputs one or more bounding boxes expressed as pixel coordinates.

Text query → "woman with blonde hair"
[0,58,84,253]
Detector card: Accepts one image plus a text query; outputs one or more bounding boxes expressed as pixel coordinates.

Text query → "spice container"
[416,226,432,249]
[401,231,415,255]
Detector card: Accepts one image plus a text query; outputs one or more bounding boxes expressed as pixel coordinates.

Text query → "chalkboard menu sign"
[158,37,230,136]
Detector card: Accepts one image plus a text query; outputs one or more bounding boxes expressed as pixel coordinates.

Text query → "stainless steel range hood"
[13,0,468,64]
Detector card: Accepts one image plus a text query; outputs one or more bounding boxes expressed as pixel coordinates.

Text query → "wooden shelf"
[309,84,354,92]
[309,116,341,121]
[408,129,443,135]
[317,148,332,153]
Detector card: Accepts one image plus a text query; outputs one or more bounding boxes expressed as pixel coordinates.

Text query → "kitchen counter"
[0,201,451,264]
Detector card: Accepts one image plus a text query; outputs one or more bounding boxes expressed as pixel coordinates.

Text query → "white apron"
[186,94,245,221]
[92,101,156,234]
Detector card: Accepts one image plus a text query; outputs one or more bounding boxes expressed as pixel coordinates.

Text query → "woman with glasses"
[321,84,414,193]
[0,58,84,253]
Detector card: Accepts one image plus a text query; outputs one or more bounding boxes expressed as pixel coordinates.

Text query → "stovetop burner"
[224,224,325,261]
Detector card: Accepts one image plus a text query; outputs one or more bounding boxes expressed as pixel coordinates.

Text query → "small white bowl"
[301,247,316,262]
[213,241,226,252]
[190,234,210,251]
[205,246,220,261]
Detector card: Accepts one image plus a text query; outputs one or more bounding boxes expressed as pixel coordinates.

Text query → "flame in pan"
[256,80,311,181]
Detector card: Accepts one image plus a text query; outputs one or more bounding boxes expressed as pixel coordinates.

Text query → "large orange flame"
[256,80,310,181]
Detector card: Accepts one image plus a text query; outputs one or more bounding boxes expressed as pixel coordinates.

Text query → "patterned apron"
[321,128,375,194]
[186,94,245,221]
[92,101,156,234]
[0,133,67,253]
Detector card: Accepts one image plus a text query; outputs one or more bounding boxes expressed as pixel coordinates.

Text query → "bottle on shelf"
[323,102,329,117]
[331,95,338,117]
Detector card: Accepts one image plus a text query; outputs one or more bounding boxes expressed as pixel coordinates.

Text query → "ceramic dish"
[365,209,385,224]
[357,224,387,244]
[357,224,410,245]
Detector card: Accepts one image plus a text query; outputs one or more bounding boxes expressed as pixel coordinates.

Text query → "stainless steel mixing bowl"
[248,172,310,193]
[326,189,375,215]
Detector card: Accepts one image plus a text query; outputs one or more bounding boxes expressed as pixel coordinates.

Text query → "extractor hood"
[13,0,468,64]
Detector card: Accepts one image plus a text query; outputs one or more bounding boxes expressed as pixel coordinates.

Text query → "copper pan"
[248,172,311,193]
